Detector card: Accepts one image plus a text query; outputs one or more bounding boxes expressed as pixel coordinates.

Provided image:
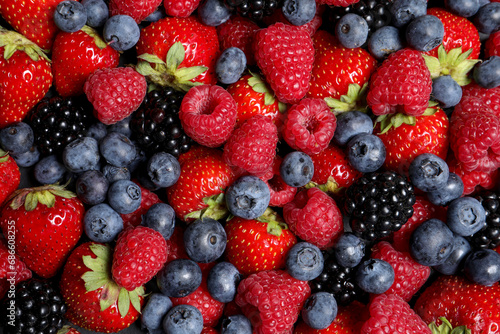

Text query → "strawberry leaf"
[429,317,471,334]
[166,42,185,73]
[37,190,55,208]
[100,282,120,311]
[129,287,144,313]
[0,149,9,163]
[25,192,38,211]
[81,25,107,49]
[175,66,209,83]
[118,288,131,318]
[423,45,479,86]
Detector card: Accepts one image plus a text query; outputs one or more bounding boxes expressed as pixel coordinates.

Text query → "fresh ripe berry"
[280,151,315,188]
[446,0,480,17]
[108,179,142,214]
[162,304,204,334]
[109,0,162,24]
[410,218,455,267]
[146,152,181,188]
[405,15,444,52]
[0,122,34,155]
[336,13,369,49]
[81,0,109,27]
[184,218,227,263]
[474,2,500,34]
[220,315,252,334]
[99,132,137,168]
[198,0,232,26]
[217,16,259,66]
[390,0,427,27]
[427,172,464,206]
[263,155,298,207]
[346,133,386,173]
[447,196,486,236]
[215,47,247,85]
[286,242,324,281]
[226,175,271,220]
[121,182,163,228]
[434,235,472,275]
[432,75,463,108]
[207,262,242,303]
[164,0,202,17]
[142,203,176,241]
[33,155,67,185]
[76,170,109,205]
[53,1,87,33]
[463,249,500,286]
[62,136,100,173]
[301,292,338,330]
[368,25,404,60]
[157,259,202,297]
[103,15,141,51]
[10,146,39,167]
[141,293,173,332]
[485,31,500,58]
[83,203,124,243]
[0,151,21,205]
[282,0,316,26]
[334,111,373,146]
[409,153,450,192]
[333,233,365,268]
[473,56,500,89]
[355,258,395,294]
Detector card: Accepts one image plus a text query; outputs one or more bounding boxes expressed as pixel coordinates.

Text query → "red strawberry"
[109,0,162,23]
[0,149,20,206]
[0,184,84,278]
[217,16,259,66]
[448,154,500,196]
[0,28,52,127]
[51,26,120,97]
[164,0,202,17]
[485,31,500,58]
[121,181,163,229]
[311,30,340,54]
[224,210,297,276]
[253,22,315,104]
[111,226,168,291]
[315,0,359,5]
[60,242,145,333]
[201,327,218,334]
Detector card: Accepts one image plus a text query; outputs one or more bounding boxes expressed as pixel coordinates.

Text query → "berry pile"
[1,0,500,333]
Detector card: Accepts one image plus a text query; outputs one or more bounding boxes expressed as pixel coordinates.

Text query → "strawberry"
[315,0,360,5]
[311,30,340,54]
[121,181,163,229]
[57,326,81,334]
[0,28,52,127]
[60,242,145,333]
[217,16,259,66]
[164,0,202,17]
[0,149,20,206]
[109,0,162,24]
[415,275,500,333]
[224,209,297,276]
[51,26,120,97]
[0,184,84,278]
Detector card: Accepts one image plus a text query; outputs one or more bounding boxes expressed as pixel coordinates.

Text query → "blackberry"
[130,87,192,158]
[223,0,281,20]
[2,279,66,334]
[28,96,93,157]
[469,192,500,249]
[344,171,415,241]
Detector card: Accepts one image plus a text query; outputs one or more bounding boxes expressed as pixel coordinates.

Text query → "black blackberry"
[344,171,415,241]
[469,192,500,249]
[28,96,93,157]
[2,279,66,334]
[130,87,192,158]
[223,0,282,20]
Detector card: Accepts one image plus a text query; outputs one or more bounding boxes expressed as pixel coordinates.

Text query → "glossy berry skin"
[215,47,246,85]
[62,136,100,173]
[83,203,123,243]
[76,170,109,205]
[162,304,204,334]
[410,218,455,267]
[142,203,176,241]
[368,25,404,60]
[474,2,500,34]
[102,164,131,183]
[0,152,20,213]
[463,249,500,286]
[355,258,395,294]
[473,56,500,89]
[0,122,34,155]
[434,235,472,275]
[390,0,427,27]
[147,152,181,188]
[432,75,462,108]
[427,172,464,206]
[53,1,87,33]
[33,155,67,185]
[102,15,141,52]
[333,233,365,268]
[163,0,201,17]
[334,111,373,146]
[446,0,480,17]
[286,242,324,281]
[198,0,232,26]
[11,145,39,168]
[141,293,173,332]
[226,175,270,220]
[207,262,241,303]
[81,0,109,27]
[301,292,338,330]
[184,218,227,263]
[280,151,315,188]
[406,15,444,52]
[336,13,369,49]
[447,196,486,236]
[157,259,202,298]
[221,314,252,334]
[346,133,386,173]
[107,180,142,214]
[282,0,316,26]
[409,153,450,192]
[109,0,161,24]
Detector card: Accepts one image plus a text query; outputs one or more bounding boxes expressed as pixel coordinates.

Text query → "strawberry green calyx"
[136,42,208,92]
[0,26,50,62]
[247,71,287,112]
[80,25,107,49]
[0,148,9,163]
[184,192,229,222]
[375,102,439,134]
[57,326,75,334]
[305,176,341,195]
[8,184,76,211]
[257,208,289,237]
[81,243,144,318]
[324,83,369,115]
[429,317,471,334]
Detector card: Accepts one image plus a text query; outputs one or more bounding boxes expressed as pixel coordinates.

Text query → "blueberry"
[141,293,173,331]
[128,147,147,173]
[333,233,365,268]
[473,56,500,89]
[282,0,316,26]
[301,292,338,330]
[103,15,140,51]
[83,203,124,243]
[142,203,176,241]
[346,133,386,173]
[157,259,202,298]
[0,122,34,155]
[216,47,247,85]
[184,218,227,263]
[108,115,133,138]
[427,172,464,206]
[434,234,472,275]
[410,218,455,266]
[198,0,232,26]
[355,258,395,294]
[11,146,40,168]
[81,0,108,27]
[34,155,67,185]
[447,196,486,236]
[107,179,142,214]
[286,242,324,281]
[336,13,369,49]
[409,153,449,192]
[100,132,137,168]
[368,26,404,60]
[147,152,181,188]
[62,136,100,173]
[333,110,373,146]
[431,75,463,108]
[226,175,270,220]
[473,2,500,34]
[463,249,500,286]
[102,164,131,183]
[280,151,314,187]
[162,304,204,334]
[406,15,444,52]
[53,0,87,33]
[206,262,242,303]
[390,0,427,27]
[221,315,252,334]
[446,0,480,17]
[86,122,108,141]
[76,170,109,205]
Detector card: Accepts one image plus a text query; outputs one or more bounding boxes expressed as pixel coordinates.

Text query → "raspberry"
[261,156,297,207]
[461,82,500,117]
[316,0,360,6]
[217,16,259,66]
[179,85,237,148]
[0,238,32,284]
[109,0,162,23]
[448,155,500,196]
[164,0,202,17]
[485,31,500,58]
[120,181,163,229]
[84,67,147,125]
[282,98,337,156]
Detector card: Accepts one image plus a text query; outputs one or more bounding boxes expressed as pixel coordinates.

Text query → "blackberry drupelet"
[470,192,500,249]
[344,171,415,241]
[223,0,282,20]
[130,87,192,158]
[28,96,93,157]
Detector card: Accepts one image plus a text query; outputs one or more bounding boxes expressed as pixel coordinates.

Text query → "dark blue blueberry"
[103,15,140,51]
[410,218,455,266]
[473,56,500,89]
[432,75,463,108]
[390,0,427,27]
[128,147,147,173]
[102,164,131,183]
[464,249,500,285]
[76,170,109,205]
[280,151,314,188]
[53,0,87,33]
[86,122,108,141]
[107,179,142,214]
[147,152,181,188]
[81,0,108,27]
[184,218,227,263]
[409,153,449,192]
[0,122,34,155]
[333,233,365,268]
[355,258,395,294]
[157,259,202,298]
[446,0,480,17]
[62,136,100,173]
[216,47,247,85]
[282,0,316,26]
[198,0,232,26]
[286,242,324,281]
[99,132,137,168]
[434,234,472,275]
[83,203,124,243]
[206,262,241,303]
[142,203,176,241]
[108,115,133,138]
[226,175,270,220]
[34,155,67,185]
[336,13,369,49]
[368,26,404,60]
[333,110,373,146]
[447,196,486,236]
[136,162,161,192]
[427,172,464,206]
[11,146,40,168]
[301,292,338,330]
[479,0,490,7]
[162,304,204,334]
[141,293,173,332]
[346,133,386,173]
[406,15,444,52]
[474,2,500,34]
[144,7,166,22]
[221,315,253,334]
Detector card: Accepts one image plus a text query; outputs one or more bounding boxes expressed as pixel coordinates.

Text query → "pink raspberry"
[262,156,297,207]
[164,0,202,17]
[217,16,259,66]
